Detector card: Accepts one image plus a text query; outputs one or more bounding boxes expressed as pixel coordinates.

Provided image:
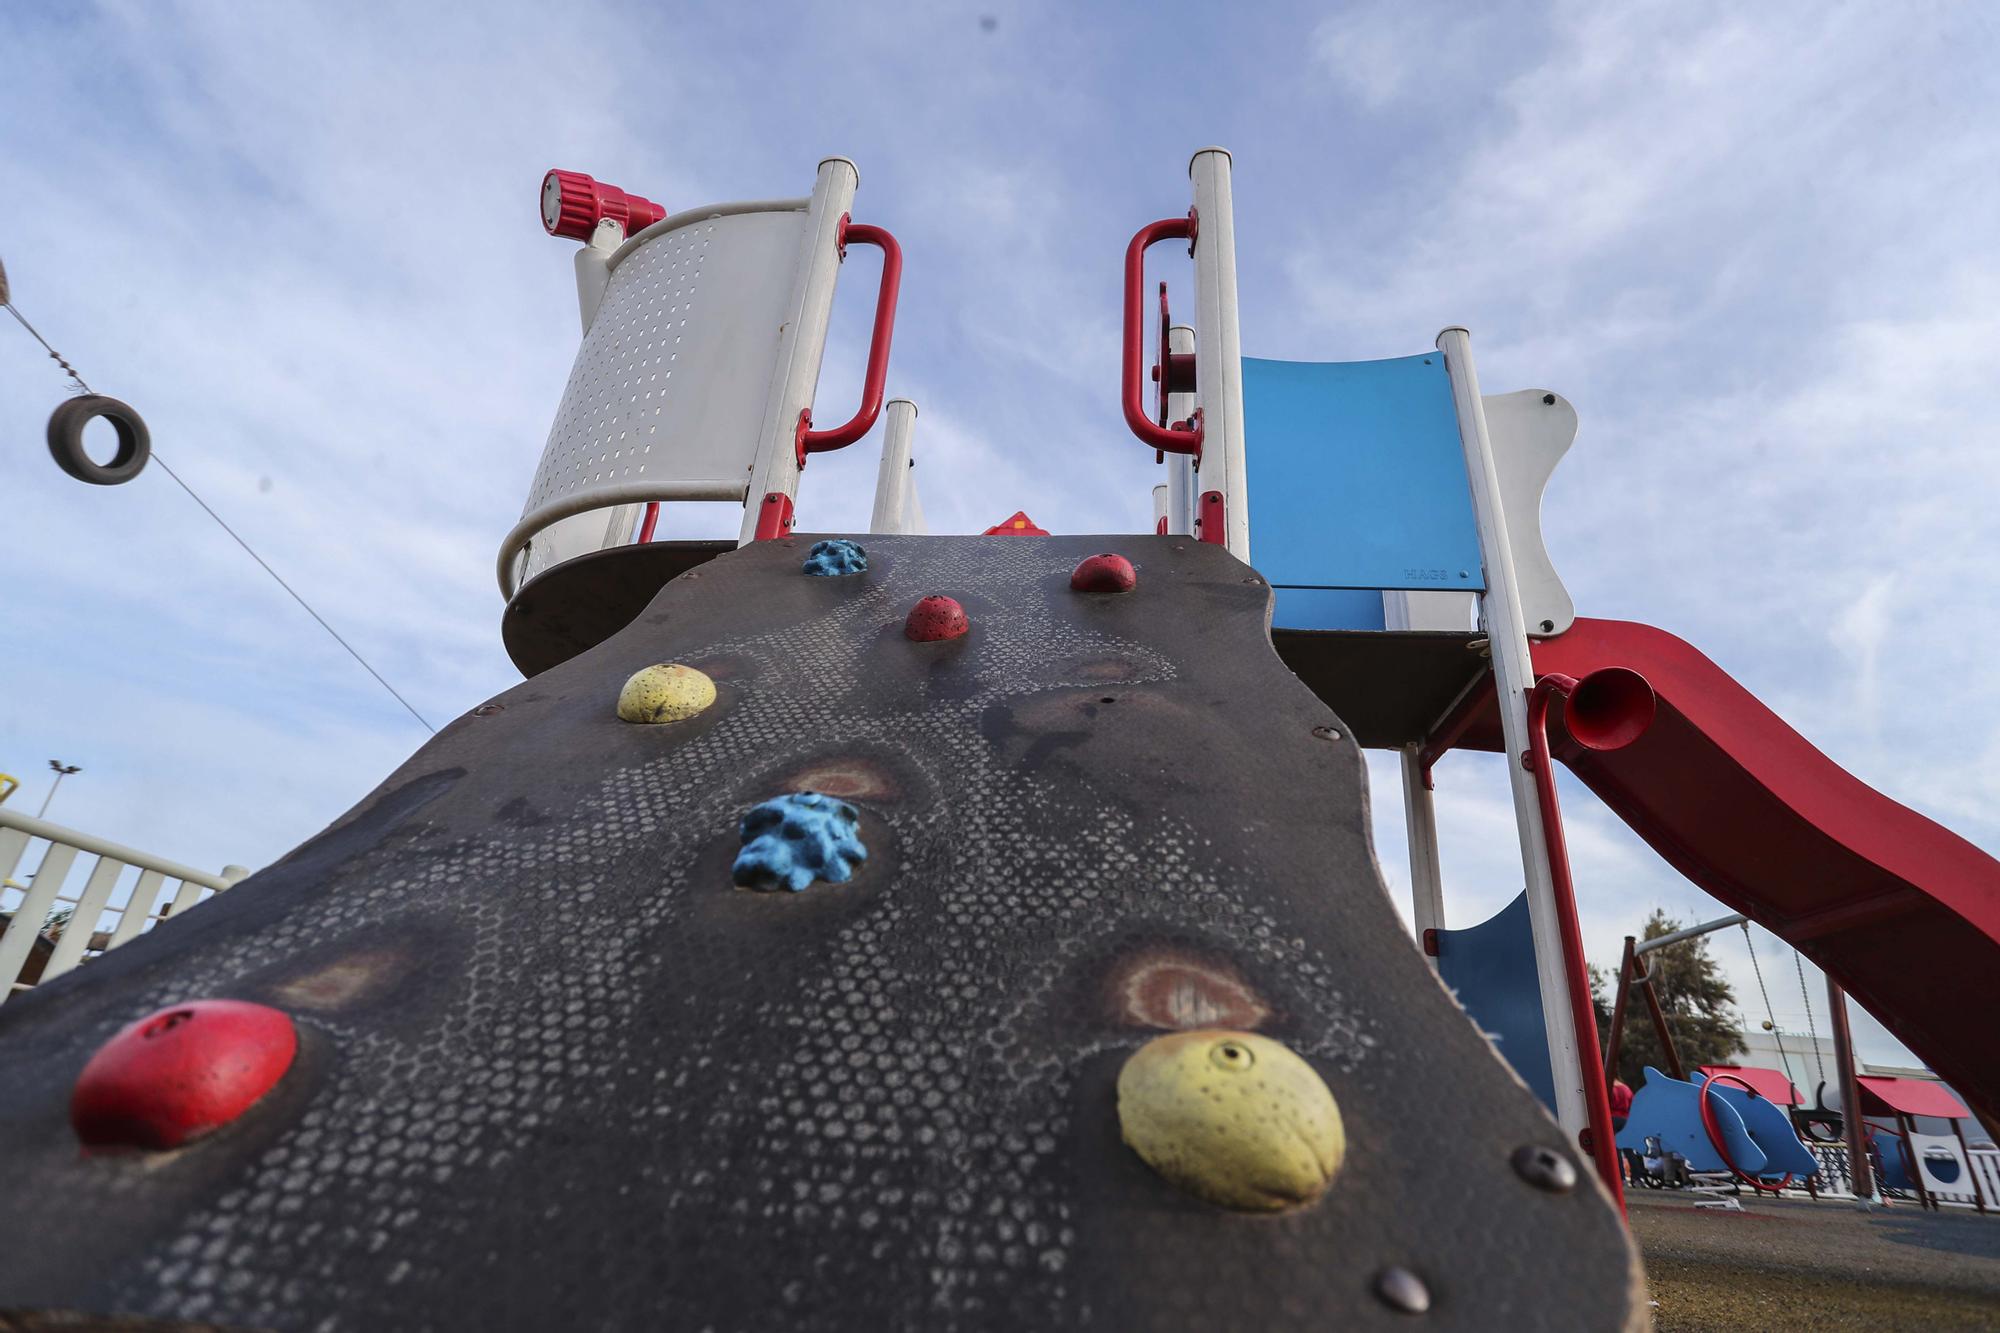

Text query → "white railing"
[1971,1148,2000,1210]
[0,807,248,1002]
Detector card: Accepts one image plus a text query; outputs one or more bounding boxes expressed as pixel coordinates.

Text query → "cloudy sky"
[5,2,1997,1073]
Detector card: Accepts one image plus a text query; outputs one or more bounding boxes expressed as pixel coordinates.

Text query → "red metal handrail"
[1526,672,1629,1212]
[1122,216,1202,460]
[1698,1072,1796,1192]
[796,215,903,467]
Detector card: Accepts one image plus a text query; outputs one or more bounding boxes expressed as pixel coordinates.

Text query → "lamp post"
[37,761,80,819]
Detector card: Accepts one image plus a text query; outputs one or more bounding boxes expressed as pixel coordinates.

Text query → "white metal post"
[1400,745,1446,970]
[871,398,917,533]
[1188,149,1249,560]
[572,218,625,333]
[1163,323,1197,534]
[1436,324,1588,1140]
[739,157,859,545]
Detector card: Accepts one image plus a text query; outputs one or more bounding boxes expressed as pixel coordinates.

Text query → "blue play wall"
[1433,890,1557,1112]
[1243,352,1484,631]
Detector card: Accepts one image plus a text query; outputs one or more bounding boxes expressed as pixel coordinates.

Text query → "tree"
[1593,909,1744,1089]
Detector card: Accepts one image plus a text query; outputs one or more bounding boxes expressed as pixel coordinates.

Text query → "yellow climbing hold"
[616,663,717,724]
[1117,1029,1345,1212]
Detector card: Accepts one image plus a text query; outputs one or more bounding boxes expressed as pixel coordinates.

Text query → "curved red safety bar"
[1123,216,1201,460]
[1698,1073,1796,1193]
[1526,673,1627,1211]
[796,215,903,468]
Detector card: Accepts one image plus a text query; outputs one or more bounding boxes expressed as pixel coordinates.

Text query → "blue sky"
[5,1,1998,1071]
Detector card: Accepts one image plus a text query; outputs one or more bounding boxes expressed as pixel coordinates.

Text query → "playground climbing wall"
[0,535,1642,1331]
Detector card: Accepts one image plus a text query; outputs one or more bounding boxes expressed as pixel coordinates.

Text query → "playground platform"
[1631,1191,2000,1330]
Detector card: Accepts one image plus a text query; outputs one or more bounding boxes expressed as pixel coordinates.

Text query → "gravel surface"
[1630,1191,2000,1330]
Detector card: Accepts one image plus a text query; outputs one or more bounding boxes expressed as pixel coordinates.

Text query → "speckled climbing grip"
[903,593,968,642]
[0,534,1643,1331]
[1117,1029,1345,1211]
[1070,552,1137,593]
[616,663,717,723]
[732,792,868,891]
[802,538,868,576]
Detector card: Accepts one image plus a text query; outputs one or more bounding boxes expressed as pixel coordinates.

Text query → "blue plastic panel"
[1615,1067,1764,1174]
[1433,890,1556,1111]
[1243,353,1485,592]
[1271,587,1386,632]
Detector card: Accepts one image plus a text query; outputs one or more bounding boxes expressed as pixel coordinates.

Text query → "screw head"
[1312,725,1342,741]
[472,703,505,717]
[1511,1143,1578,1193]
[1373,1265,1432,1314]
[1539,619,1555,633]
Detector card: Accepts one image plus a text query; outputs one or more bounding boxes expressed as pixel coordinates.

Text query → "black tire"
[47,394,151,485]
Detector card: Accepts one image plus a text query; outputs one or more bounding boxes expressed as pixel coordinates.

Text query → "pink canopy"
[1856,1075,1969,1120]
[1700,1065,1801,1105]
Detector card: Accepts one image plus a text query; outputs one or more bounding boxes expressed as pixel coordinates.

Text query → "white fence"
[1972,1148,2000,1210]
[0,807,247,1003]
[1808,1140,1999,1210]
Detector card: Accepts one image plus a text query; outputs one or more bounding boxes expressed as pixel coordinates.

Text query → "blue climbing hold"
[803,539,868,577]
[733,792,867,891]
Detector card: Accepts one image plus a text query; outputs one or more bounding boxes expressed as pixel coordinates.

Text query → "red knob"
[71,999,298,1151]
[904,595,969,643]
[540,169,667,241]
[1070,553,1137,594]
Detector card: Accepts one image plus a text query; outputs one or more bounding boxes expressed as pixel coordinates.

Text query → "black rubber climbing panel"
[0,535,1643,1331]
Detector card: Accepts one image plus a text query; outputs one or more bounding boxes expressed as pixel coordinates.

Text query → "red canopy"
[1856,1075,1969,1120]
[1700,1065,1800,1105]
[983,511,1049,536]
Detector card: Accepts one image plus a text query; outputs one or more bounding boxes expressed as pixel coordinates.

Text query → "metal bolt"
[1457,570,1469,579]
[1539,619,1555,633]
[1373,1265,1432,1314]
[1542,392,1556,405]
[473,703,505,717]
[1311,726,1342,741]
[1510,1144,1578,1193]
[1241,577,1261,585]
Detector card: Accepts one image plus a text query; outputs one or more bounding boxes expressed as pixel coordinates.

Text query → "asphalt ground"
[1630,1190,2000,1330]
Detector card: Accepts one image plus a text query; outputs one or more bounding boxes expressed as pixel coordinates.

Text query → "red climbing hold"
[1070,553,1137,594]
[904,595,969,642]
[71,999,299,1151]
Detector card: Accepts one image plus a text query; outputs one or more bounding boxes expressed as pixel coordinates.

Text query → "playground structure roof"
[983,511,1049,536]
[1700,1065,1800,1105]
[1857,1075,1969,1120]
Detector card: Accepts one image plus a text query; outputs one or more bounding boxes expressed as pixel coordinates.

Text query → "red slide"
[1455,618,2000,1118]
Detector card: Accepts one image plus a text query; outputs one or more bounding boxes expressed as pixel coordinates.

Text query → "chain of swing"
[1741,920,1828,1095]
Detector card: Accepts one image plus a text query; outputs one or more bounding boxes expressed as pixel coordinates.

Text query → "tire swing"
[46,394,151,485]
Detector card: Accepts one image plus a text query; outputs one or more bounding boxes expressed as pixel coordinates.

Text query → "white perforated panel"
[513,208,808,589]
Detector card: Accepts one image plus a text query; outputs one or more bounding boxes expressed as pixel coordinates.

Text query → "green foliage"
[1592,909,1744,1089]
